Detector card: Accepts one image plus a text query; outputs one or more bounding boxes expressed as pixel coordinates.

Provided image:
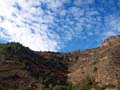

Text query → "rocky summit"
[0,36,120,90]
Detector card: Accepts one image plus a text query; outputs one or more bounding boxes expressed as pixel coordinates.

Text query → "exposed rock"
[100,36,120,48]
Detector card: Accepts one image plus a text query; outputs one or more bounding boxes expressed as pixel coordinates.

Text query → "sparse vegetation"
[93,66,97,72]
[0,82,4,90]
[117,81,120,90]
[95,85,106,90]
[17,84,29,90]
[0,36,120,90]
[74,76,92,90]
[44,84,74,90]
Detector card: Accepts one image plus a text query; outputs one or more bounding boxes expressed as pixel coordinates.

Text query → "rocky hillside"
[0,36,120,90]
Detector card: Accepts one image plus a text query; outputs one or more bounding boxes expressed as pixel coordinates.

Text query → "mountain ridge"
[0,36,120,90]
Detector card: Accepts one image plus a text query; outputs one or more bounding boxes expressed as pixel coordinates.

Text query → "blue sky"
[0,0,120,52]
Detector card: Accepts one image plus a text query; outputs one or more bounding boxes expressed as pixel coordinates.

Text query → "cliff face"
[0,36,120,90]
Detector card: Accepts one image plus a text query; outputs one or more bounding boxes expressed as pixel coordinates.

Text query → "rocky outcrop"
[100,36,120,48]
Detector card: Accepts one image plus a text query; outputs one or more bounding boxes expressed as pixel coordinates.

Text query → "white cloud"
[69,7,84,17]
[104,15,120,36]
[0,0,119,52]
[107,15,120,32]
[0,0,61,51]
[41,0,64,11]
[74,0,94,6]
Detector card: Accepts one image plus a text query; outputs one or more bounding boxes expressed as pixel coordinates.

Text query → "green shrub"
[44,88,52,90]
[0,83,4,90]
[117,81,120,90]
[93,67,97,72]
[53,85,66,90]
[17,84,29,90]
[74,76,92,90]
[95,85,106,90]
[44,84,74,90]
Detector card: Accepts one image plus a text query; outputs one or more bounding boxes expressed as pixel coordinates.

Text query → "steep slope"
[0,36,120,90]
[68,36,120,90]
[0,43,69,90]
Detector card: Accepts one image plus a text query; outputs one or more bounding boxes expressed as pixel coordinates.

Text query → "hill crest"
[0,36,120,90]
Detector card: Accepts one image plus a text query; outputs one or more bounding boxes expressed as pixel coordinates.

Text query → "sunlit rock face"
[100,36,120,48]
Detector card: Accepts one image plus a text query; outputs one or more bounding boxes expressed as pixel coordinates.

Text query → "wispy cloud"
[0,0,60,51]
[0,0,120,51]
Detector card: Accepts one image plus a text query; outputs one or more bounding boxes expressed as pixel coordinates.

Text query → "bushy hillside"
[0,36,120,90]
[0,42,70,90]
